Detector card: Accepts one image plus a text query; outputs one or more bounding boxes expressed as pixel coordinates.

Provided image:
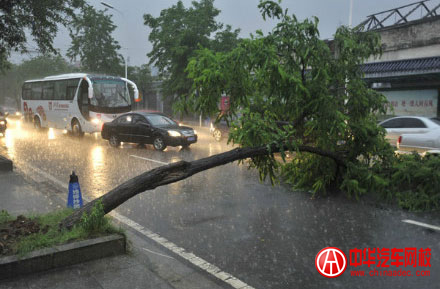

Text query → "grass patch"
[0,209,13,223]
[1,202,124,257]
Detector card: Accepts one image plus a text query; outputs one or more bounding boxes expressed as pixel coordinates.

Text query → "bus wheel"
[153,136,166,151]
[34,117,41,130]
[109,135,120,147]
[71,120,84,137]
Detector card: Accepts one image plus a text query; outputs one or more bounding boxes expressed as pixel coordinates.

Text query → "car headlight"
[193,129,197,135]
[0,121,5,125]
[168,130,181,137]
[91,118,101,125]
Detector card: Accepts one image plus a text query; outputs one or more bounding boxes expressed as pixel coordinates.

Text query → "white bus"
[21,73,139,136]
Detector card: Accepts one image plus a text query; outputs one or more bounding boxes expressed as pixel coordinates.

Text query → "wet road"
[1,120,439,289]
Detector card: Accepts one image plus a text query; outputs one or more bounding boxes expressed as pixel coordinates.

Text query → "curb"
[0,155,12,171]
[0,234,125,280]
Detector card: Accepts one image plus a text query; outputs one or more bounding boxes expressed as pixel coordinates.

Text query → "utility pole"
[101,2,128,80]
[349,0,353,27]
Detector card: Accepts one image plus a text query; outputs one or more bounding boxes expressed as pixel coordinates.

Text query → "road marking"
[142,248,175,260]
[20,163,256,289]
[129,154,169,165]
[402,219,440,231]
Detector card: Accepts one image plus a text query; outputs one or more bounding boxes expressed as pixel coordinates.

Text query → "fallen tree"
[59,144,346,229]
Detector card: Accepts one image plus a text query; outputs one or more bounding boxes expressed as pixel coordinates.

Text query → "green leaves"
[0,0,85,72]
[390,153,440,211]
[67,5,123,75]
[144,0,240,104]
[184,1,397,199]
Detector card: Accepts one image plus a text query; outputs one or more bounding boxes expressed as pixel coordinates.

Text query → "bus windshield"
[90,79,131,108]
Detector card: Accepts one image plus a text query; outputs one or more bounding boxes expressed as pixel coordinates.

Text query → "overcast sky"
[10,0,436,66]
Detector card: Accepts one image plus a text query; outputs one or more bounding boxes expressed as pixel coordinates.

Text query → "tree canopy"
[67,5,123,76]
[185,0,394,198]
[144,0,240,109]
[0,0,84,72]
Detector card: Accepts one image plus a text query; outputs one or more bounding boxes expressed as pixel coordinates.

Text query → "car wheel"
[72,120,84,137]
[153,136,166,151]
[109,134,120,147]
[213,129,222,141]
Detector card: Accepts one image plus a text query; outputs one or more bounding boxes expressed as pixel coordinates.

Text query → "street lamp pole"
[349,0,353,27]
[100,2,127,80]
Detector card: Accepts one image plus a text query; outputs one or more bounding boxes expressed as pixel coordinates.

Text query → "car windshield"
[90,79,131,108]
[145,114,177,126]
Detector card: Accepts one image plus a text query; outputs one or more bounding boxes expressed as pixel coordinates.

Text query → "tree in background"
[144,0,240,113]
[0,0,84,72]
[68,5,123,76]
[0,55,76,107]
[128,64,155,110]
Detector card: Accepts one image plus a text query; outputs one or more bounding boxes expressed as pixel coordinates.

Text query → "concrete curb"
[0,155,12,172]
[0,234,125,280]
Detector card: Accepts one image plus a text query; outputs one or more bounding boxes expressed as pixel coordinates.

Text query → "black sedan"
[101,112,197,150]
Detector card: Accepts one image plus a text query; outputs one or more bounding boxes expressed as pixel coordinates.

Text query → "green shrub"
[0,209,12,223]
[80,200,108,233]
[390,153,440,211]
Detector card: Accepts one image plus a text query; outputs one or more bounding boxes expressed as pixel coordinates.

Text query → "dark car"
[101,112,198,150]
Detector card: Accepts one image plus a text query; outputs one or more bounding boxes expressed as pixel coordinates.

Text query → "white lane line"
[142,248,175,260]
[21,163,256,289]
[402,219,440,231]
[129,155,169,165]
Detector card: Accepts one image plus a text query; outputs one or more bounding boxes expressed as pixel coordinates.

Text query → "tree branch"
[59,144,346,230]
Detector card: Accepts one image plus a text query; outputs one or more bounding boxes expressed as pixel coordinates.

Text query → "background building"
[359,0,440,118]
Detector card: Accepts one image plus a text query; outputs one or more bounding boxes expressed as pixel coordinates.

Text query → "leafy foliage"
[390,153,440,211]
[0,210,12,223]
[68,5,123,75]
[0,0,85,72]
[144,0,240,108]
[186,0,397,200]
[80,200,108,233]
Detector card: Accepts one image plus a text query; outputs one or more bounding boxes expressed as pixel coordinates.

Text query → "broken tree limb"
[59,144,346,230]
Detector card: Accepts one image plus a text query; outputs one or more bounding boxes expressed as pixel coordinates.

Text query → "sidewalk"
[0,169,228,289]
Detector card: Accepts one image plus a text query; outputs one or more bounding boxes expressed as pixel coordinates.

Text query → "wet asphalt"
[1,120,439,289]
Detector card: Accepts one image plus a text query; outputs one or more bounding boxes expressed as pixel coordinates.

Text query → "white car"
[397,128,440,154]
[378,116,440,146]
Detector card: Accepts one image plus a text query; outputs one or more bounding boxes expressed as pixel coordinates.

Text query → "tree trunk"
[59,144,345,230]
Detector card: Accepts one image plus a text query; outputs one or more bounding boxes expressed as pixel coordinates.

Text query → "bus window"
[23,83,32,100]
[66,79,80,100]
[54,80,67,100]
[31,82,42,100]
[42,81,54,100]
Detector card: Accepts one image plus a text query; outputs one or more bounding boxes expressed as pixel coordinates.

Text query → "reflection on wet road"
[1,121,439,289]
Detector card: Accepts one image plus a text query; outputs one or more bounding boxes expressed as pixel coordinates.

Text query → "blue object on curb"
[67,171,83,209]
